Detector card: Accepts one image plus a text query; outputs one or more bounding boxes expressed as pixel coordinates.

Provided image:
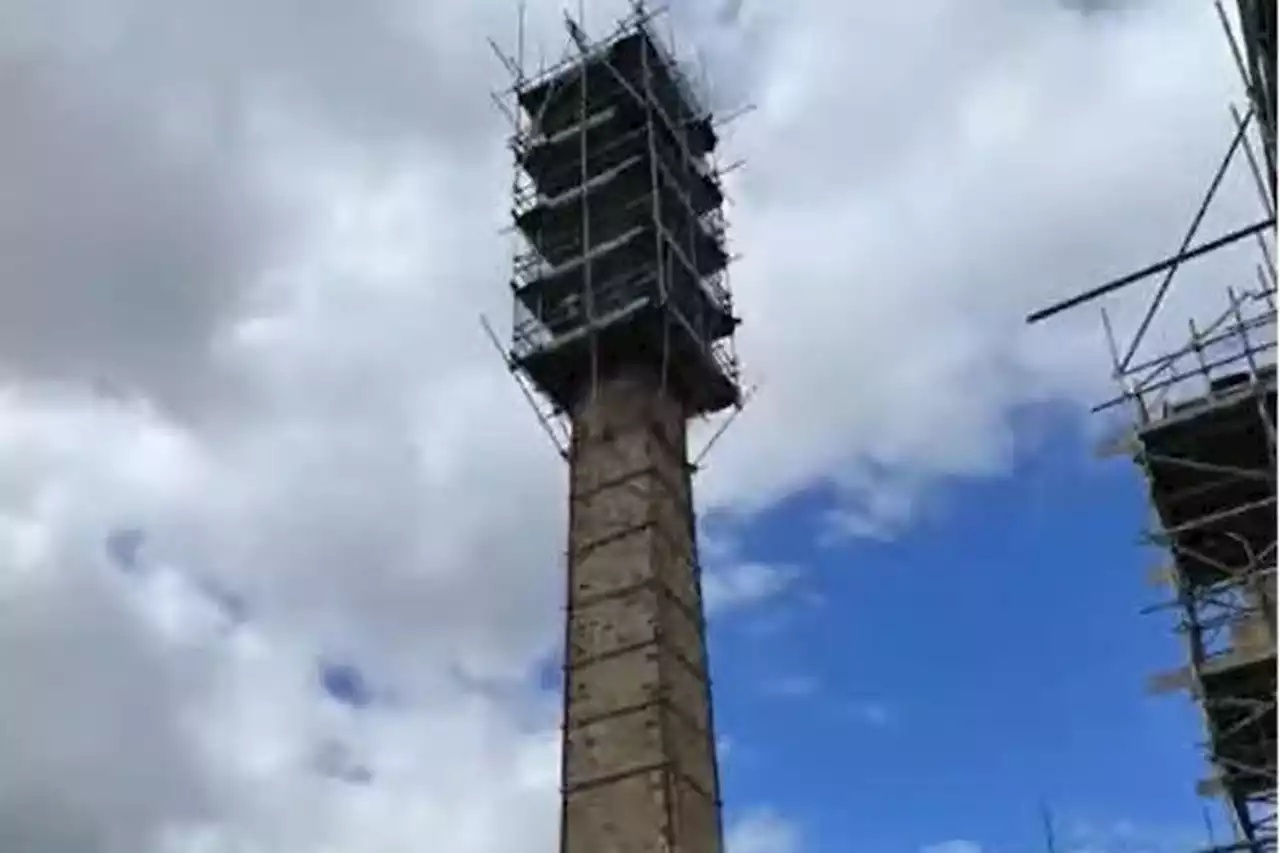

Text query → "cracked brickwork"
[561,370,722,853]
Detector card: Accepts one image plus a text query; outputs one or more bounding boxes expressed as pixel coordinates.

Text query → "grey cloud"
[0,2,582,849]
[0,0,529,417]
[0,56,265,414]
[0,552,222,852]
[1058,0,1146,14]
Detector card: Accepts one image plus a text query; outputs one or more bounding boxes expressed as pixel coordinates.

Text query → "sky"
[0,0,1273,852]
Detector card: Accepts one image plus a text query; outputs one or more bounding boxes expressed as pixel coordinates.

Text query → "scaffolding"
[1106,284,1278,853]
[1028,5,1277,852]
[492,1,742,432]
[488,4,745,852]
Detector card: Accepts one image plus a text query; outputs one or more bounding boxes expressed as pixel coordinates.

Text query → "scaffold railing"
[511,260,740,400]
[1097,284,1277,427]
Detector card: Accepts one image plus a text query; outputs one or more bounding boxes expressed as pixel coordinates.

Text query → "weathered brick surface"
[562,372,722,853]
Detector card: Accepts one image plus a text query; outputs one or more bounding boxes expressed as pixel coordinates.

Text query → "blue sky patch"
[709,423,1209,853]
[105,527,147,573]
[320,661,373,709]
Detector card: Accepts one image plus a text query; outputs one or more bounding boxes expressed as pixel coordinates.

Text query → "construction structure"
[1028,4,1276,852]
[489,4,741,851]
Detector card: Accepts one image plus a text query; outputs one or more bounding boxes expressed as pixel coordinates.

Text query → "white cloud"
[758,681,894,725]
[845,699,894,728]
[1062,816,1204,853]
[923,840,985,853]
[760,675,822,700]
[728,808,804,853]
[921,817,1203,853]
[696,0,1265,522]
[704,561,802,616]
[0,0,1264,850]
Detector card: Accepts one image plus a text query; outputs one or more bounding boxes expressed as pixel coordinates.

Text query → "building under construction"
[491,4,740,851]
[1029,3,1276,851]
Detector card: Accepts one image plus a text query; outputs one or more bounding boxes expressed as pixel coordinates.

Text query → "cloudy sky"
[0,0,1271,851]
